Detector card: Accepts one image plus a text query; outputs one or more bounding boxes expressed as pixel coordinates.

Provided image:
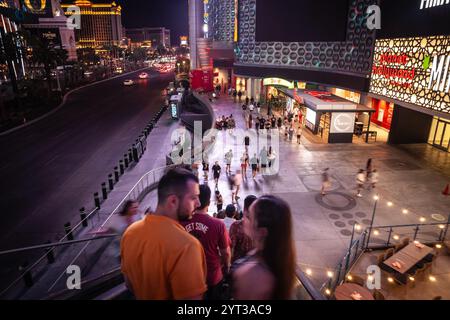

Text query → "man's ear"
[167,194,179,209]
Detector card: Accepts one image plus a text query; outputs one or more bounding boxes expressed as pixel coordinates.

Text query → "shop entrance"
[430,118,450,152]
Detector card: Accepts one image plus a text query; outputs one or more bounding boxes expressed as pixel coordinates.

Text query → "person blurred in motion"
[231,195,296,300]
[181,185,231,300]
[229,195,257,263]
[121,168,206,300]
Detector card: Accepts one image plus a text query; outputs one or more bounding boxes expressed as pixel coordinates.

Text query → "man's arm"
[219,246,231,275]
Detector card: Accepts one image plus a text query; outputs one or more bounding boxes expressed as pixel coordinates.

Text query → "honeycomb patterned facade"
[208,0,236,42]
[236,0,378,76]
[369,36,450,115]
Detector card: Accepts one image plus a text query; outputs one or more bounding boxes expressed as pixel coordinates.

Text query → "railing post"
[101,182,108,200]
[413,224,420,240]
[108,174,114,191]
[114,167,120,183]
[386,227,393,246]
[64,222,74,241]
[19,262,33,287]
[94,192,101,209]
[442,214,450,241]
[128,149,133,163]
[361,230,367,250]
[335,263,342,289]
[119,160,124,175]
[80,207,88,227]
[353,240,360,261]
[45,241,55,264]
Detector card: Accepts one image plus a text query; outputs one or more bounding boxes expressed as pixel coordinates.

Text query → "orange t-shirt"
[120,215,207,300]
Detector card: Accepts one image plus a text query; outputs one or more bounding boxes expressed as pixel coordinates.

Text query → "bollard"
[19,262,34,287]
[45,241,55,264]
[124,155,129,168]
[80,207,88,227]
[108,174,114,191]
[128,149,133,163]
[102,182,108,200]
[119,160,124,175]
[94,192,101,209]
[64,222,74,241]
[114,167,119,183]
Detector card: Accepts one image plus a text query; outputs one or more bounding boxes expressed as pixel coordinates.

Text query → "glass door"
[433,120,450,151]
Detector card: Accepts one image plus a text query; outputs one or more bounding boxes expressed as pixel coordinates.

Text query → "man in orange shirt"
[121,168,207,300]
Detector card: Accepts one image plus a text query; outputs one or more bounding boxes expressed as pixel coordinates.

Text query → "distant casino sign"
[20,0,52,17]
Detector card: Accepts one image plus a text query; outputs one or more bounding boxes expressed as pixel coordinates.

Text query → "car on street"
[139,72,149,79]
[123,79,135,86]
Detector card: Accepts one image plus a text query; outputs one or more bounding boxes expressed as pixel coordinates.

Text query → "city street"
[0,68,172,251]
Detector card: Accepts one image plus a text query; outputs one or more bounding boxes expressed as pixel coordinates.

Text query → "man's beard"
[177,204,193,222]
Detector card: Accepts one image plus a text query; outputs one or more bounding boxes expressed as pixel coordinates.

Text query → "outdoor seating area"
[342,240,450,300]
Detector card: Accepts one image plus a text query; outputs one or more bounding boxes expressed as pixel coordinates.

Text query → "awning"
[277,88,375,113]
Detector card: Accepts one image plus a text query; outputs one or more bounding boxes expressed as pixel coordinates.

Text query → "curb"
[0,66,153,137]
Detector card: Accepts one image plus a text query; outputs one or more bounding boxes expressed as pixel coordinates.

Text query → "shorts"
[214,174,220,180]
[251,164,258,171]
[241,163,247,170]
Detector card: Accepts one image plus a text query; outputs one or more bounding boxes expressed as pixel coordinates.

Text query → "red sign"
[190,69,214,92]
[372,52,417,88]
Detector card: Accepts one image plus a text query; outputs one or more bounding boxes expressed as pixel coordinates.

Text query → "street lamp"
[366,195,379,248]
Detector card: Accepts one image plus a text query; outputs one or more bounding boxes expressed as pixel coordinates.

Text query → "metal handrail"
[321,220,450,296]
[0,207,99,297]
[47,164,178,293]
[0,234,118,256]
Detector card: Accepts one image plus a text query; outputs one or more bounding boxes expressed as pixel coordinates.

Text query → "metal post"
[94,192,101,209]
[119,160,124,175]
[108,174,114,191]
[386,227,393,246]
[64,222,74,241]
[442,214,450,241]
[128,149,133,163]
[413,225,420,240]
[45,241,55,264]
[19,262,33,287]
[124,154,129,168]
[335,263,342,289]
[366,197,378,248]
[346,223,356,270]
[80,207,88,227]
[114,167,120,183]
[101,182,108,200]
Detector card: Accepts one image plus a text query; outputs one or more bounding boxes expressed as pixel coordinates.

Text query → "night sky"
[65,0,189,46]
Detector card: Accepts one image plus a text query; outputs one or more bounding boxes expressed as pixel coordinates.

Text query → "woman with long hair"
[232,195,296,300]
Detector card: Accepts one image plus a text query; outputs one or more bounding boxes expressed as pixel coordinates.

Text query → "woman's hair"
[252,195,296,299]
[119,200,138,216]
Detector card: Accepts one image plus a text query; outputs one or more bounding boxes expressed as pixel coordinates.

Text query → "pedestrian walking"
[203,160,210,182]
[238,91,242,102]
[321,168,331,196]
[215,190,224,212]
[296,127,302,144]
[368,169,378,190]
[366,158,373,179]
[244,135,250,153]
[277,117,282,131]
[288,126,294,142]
[240,153,248,177]
[233,90,237,102]
[248,114,253,130]
[356,169,366,197]
[212,161,222,186]
[250,153,259,179]
[232,170,243,203]
[225,150,233,175]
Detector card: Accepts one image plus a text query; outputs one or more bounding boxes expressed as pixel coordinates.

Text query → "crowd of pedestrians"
[119,167,297,300]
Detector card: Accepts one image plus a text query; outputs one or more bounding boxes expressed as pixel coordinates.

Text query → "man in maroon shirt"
[181,185,231,300]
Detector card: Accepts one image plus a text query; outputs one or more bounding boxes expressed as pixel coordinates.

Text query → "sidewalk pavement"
[179,95,450,288]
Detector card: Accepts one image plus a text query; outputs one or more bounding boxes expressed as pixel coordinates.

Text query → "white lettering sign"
[330,113,356,134]
[428,55,450,93]
[420,0,450,9]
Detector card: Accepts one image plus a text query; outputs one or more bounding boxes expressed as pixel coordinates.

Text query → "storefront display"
[370,98,394,130]
[428,117,450,152]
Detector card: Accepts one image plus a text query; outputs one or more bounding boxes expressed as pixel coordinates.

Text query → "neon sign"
[420,0,450,10]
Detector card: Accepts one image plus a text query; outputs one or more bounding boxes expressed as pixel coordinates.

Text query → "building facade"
[61,0,123,49]
[196,0,450,151]
[125,27,171,49]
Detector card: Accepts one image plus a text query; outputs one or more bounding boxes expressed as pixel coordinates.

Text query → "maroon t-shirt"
[181,213,230,286]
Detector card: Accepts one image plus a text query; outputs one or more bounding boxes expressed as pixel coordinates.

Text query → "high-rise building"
[61,0,123,49]
[125,27,171,49]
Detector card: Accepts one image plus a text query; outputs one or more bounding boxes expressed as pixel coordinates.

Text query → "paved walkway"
[189,96,450,288]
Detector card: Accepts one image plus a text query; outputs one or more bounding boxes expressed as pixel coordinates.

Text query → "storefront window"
[371,98,394,130]
[429,117,450,152]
